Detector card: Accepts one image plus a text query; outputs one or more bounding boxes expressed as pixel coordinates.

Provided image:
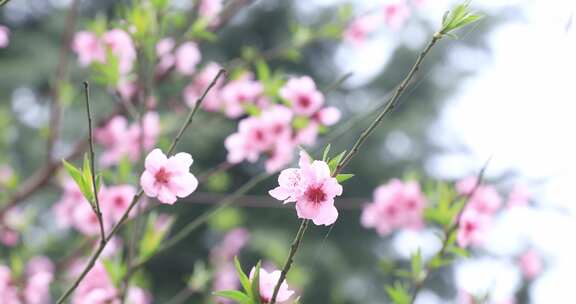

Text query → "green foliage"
[385,282,411,304]
[103,257,127,286]
[214,257,264,304]
[187,261,212,292]
[138,212,173,261]
[205,171,232,193]
[439,1,484,38]
[208,207,244,232]
[62,154,100,207]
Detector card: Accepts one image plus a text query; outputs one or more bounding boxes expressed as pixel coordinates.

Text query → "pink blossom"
[72,201,108,236]
[0,265,20,304]
[175,42,201,75]
[0,25,10,48]
[0,165,14,186]
[100,184,136,221]
[211,228,250,261]
[126,287,151,304]
[294,122,319,146]
[507,184,531,208]
[213,263,238,302]
[519,249,543,280]
[249,267,294,303]
[102,29,137,75]
[156,38,176,75]
[279,76,324,116]
[199,0,223,25]
[456,209,490,248]
[183,62,224,111]
[314,106,341,126]
[383,1,411,30]
[140,149,198,205]
[72,31,106,66]
[24,270,53,304]
[72,261,118,304]
[343,14,382,46]
[225,106,296,172]
[0,228,19,247]
[456,177,502,215]
[96,112,160,167]
[116,79,138,102]
[361,179,426,236]
[221,76,264,118]
[270,151,343,225]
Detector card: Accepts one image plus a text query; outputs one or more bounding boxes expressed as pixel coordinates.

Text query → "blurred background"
[0,0,575,303]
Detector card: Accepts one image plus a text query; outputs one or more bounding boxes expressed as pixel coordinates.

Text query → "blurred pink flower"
[343,14,382,46]
[140,148,198,204]
[211,228,250,261]
[100,184,136,222]
[456,177,502,215]
[383,1,411,30]
[183,62,224,111]
[95,112,160,167]
[199,0,223,25]
[0,25,10,48]
[280,76,324,116]
[72,261,118,304]
[175,41,201,75]
[102,29,137,75]
[457,209,490,248]
[72,201,108,236]
[507,184,531,208]
[0,228,19,247]
[225,106,296,172]
[0,265,20,304]
[221,76,264,118]
[270,151,343,225]
[314,106,341,126]
[249,267,294,303]
[519,249,543,280]
[24,256,54,304]
[72,31,106,66]
[361,179,426,236]
[126,287,152,304]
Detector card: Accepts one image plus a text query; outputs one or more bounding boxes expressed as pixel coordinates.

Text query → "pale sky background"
[300,0,576,303]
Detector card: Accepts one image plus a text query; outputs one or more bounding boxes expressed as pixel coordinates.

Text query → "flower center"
[297,95,311,108]
[114,196,125,207]
[154,168,171,185]
[305,186,326,204]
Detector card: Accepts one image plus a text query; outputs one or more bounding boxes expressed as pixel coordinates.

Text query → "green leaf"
[439,0,484,36]
[244,103,261,116]
[328,150,346,174]
[234,257,253,297]
[410,248,423,279]
[322,144,331,162]
[292,116,309,130]
[385,282,411,304]
[251,261,262,304]
[255,60,271,84]
[62,159,93,205]
[335,173,354,183]
[213,290,251,303]
[447,245,470,258]
[139,213,173,260]
[102,258,127,286]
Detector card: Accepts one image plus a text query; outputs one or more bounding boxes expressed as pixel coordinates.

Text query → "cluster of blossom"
[0,205,21,247]
[68,260,150,304]
[455,177,505,248]
[95,112,160,167]
[0,25,9,48]
[269,151,343,226]
[210,228,250,303]
[155,38,201,77]
[360,179,427,236]
[72,29,136,77]
[0,256,54,304]
[343,0,423,46]
[224,76,341,173]
[53,178,138,236]
[198,0,224,25]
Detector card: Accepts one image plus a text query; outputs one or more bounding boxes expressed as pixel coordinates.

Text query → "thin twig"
[83,82,107,243]
[409,159,491,303]
[270,33,444,304]
[56,70,227,304]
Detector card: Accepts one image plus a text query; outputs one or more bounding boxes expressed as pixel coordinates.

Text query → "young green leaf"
[322,144,331,162]
[234,257,253,297]
[385,282,411,304]
[251,261,262,304]
[335,173,354,183]
[213,290,251,303]
[328,150,346,174]
[439,0,484,37]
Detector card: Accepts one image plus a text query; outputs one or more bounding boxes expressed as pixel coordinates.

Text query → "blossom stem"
[56,70,226,304]
[270,33,445,304]
[270,219,309,304]
[83,81,107,244]
[409,159,490,303]
[334,33,442,176]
